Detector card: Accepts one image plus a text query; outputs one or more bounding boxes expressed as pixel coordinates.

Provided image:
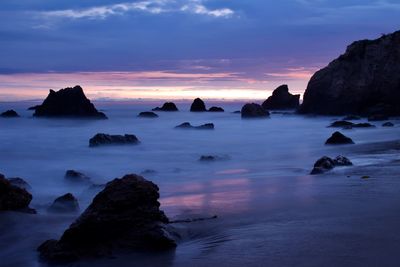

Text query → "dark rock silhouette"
[300,30,400,116]
[190,98,207,112]
[33,86,107,119]
[89,133,139,147]
[175,122,214,129]
[8,177,31,190]
[343,115,361,120]
[325,131,354,145]
[152,102,178,111]
[262,85,300,110]
[329,121,375,129]
[329,121,354,128]
[65,170,91,183]
[0,174,33,212]
[138,111,158,118]
[241,103,270,118]
[199,155,217,161]
[38,174,177,263]
[1,110,19,117]
[48,193,79,213]
[208,106,224,112]
[311,156,352,174]
[382,122,394,127]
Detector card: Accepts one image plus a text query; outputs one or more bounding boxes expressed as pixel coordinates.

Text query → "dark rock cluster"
[89,133,139,147]
[175,122,214,129]
[311,156,353,175]
[262,85,300,110]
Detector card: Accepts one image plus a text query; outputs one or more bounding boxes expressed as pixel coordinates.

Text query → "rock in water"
[65,170,91,183]
[175,122,214,129]
[138,111,158,118]
[152,102,178,111]
[241,103,270,118]
[38,174,177,263]
[33,86,107,119]
[311,156,353,174]
[325,131,355,145]
[89,133,139,147]
[48,193,79,213]
[329,120,354,128]
[262,85,300,110]
[382,122,394,127]
[1,110,19,117]
[0,174,33,212]
[333,156,353,166]
[208,106,224,112]
[300,30,400,116]
[190,98,207,112]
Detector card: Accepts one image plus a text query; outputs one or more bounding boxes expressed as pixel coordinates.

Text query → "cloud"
[181,1,234,17]
[266,67,317,80]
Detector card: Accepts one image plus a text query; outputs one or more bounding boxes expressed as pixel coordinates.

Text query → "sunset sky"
[0,0,399,101]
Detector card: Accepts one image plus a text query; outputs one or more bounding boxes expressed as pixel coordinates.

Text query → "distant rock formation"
[152,102,178,111]
[175,122,214,129]
[48,193,79,213]
[208,106,224,112]
[300,30,400,116]
[311,156,353,174]
[329,120,375,129]
[0,174,33,212]
[382,122,394,127]
[89,133,139,147]
[65,170,91,183]
[325,131,354,145]
[262,85,300,110]
[38,174,177,263]
[190,98,207,112]
[241,103,270,118]
[33,86,107,119]
[1,110,19,117]
[138,111,158,118]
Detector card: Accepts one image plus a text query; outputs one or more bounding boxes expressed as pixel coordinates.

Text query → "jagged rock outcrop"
[152,102,178,111]
[190,98,207,112]
[300,30,400,116]
[208,106,224,112]
[262,85,300,110]
[138,111,158,118]
[241,103,270,118]
[48,193,79,213]
[311,156,353,174]
[33,86,107,119]
[0,174,33,212]
[1,110,19,117]
[175,122,214,130]
[89,133,139,147]
[38,174,177,263]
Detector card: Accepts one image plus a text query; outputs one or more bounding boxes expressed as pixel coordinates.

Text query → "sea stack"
[300,30,400,116]
[190,98,207,112]
[241,103,270,118]
[33,86,107,119]
[262,85,300,110]
[152,102,178,111]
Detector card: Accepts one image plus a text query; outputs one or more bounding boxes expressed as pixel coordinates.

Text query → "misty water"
[1,101,400,267]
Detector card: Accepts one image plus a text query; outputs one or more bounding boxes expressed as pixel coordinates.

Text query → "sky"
[0,0,399,101]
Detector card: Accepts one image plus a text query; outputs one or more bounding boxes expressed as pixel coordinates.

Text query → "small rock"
[152,102,178,111]
[361,175,370,179]
[1,110,19,117]
[325,131,354,145]
[208,107,224,112]
[382,122,394,127]
[175,122,214,130]
[0,174,34,212]
[333,155,353,166]
[89,133,139,147]
[232,111,241,114]
[48,193,79,213]
[141,169,157,175]
[190,98,207,112]
[65,170,90,183]
[329,120,354,128]
[199,155,216,161]
[310,156,336,174]
[352,123,375,128]
[241,103,270,118]
[138,111,158,118]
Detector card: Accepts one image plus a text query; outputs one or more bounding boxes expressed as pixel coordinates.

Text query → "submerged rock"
[38,174,177,263]
[138,111,158,118]
[325,131,354,145]
[208,106,224,112]
[190,98,207,112]
[300,30,400,116]
[1,110,19,117]
[175,122,214,130]
[241,103,270,118]
[311,156,353,174]
[152,102,178,111]
[48,193,79,213]
[8,177,31,190]
[33,86,107,119]
[0,174,33,212]
[382,122,394,127]
[65,170,91,183]
[89,133,139,147]
[262,85,300,110]
[333,155,353,166]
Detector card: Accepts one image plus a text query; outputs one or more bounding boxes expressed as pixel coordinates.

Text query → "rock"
[8,177,31,190]
[199,155,216,161]
[28,105,41,111]
[382,122,394,127]
[152,102,178,111]
[38,174,177,263]
[1,110,19,117]
[175,122,214,130]
[325,131,354,145]
[352,123,375,128]
[262,85,300,110]
[33,86,107,119]
[89,133,139,147]
[233,110,241,114]
[138,111,158,118]
[190,98,207,112]
[140,169,157,175]
[311,156,353,174]
[241,103,270,118]
[65,170,90,183]
[48,193,79,213]
[329,121,354,128]
[343,115,361,120]
[299,30,400,116]
[208,106,224,112]
[368,114,389,121]
[0,174,33,212]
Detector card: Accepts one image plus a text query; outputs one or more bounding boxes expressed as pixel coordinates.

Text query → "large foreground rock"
[89,133,139,147]
[0,174,33,212]
[241,103,270,118]
[262,85,300,110]
[38,174,177,263]
[190,98,207,112]
[300,30,400,116]
[152,102,178,111]
[34,86,107,119]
